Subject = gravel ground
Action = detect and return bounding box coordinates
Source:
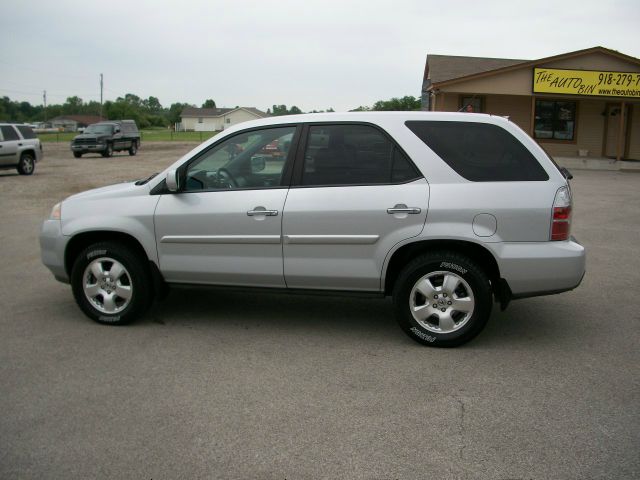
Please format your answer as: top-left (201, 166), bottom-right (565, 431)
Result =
top-left (0, 142), bottom-right (638, 479)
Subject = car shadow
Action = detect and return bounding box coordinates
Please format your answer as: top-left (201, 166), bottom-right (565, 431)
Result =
top-left (143, 286), bottom-right (580, 348)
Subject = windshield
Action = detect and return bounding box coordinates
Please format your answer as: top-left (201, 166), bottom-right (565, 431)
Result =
top-left (85, 124), bottom-right (113, 134)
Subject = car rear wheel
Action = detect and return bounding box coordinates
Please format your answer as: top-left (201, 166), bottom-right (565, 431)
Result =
top-left (17, 153), bottom-right (35, 175)
top-left (71, 242), bottom-right (153, 325)
top-left (128, 141), bottom-right (137, 156)
top-left (393, 251), bottom-right (492, 347)
top-left (73, 152), bottom-right (82, 158)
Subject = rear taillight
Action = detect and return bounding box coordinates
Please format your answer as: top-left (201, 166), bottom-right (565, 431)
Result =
top-left (551, 186), bottom-right (572, 241)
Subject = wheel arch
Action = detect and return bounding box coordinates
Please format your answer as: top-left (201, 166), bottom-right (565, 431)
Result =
top-left (65, 231), bottom-right (157, 280)
top-left (383, 239), bottom-right (510, 305)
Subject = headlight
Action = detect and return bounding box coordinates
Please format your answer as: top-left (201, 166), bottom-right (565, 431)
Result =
top-left (50, 202), bottom-right (62, 220)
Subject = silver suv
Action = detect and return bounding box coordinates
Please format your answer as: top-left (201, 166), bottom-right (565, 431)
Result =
top-left (40, 112), bottom-right (585, 347)
top-left (0, 124), bottom-right (43, 175)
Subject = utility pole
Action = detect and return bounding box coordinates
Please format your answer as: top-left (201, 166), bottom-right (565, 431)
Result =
top-left (43, 90), bottom-right (47, 122)
top-left (99, 73), bottom-right (104, 119)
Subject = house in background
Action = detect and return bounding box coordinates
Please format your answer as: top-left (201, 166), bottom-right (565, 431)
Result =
top-left (422, 46), bottom-right (640, 161)
top-left (179, 107), bottom-right (269, 132)
top-left (50, 115), bottom-right (103, 132)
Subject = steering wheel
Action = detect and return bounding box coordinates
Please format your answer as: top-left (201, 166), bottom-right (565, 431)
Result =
top-left (217, 168), bottom-right (238, 188)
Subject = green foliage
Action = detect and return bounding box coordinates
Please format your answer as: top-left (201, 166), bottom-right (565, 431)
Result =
top-left (271, 104), bottom-right (304, 116)
top-left (202, 99), bottom-right (216, 109)
top-left (371, 95), bottom-right (421, 111)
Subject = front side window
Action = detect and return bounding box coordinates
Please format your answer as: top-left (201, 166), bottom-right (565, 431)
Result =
top-left (300, 124), bottom-right (420, 186)
top-left (534, 100), bottom-right (576, 141)
top-left (0, 125), bottom-right (19, 141)
top-left (406, 120), bottom-right (549, 182)
top-left (184, 126), bottom-right (296, 192)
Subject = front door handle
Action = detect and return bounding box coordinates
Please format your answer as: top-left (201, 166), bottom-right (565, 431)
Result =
top-left (387, 204), bottom-right (421, 214)
top-left (247, 208), bottom-right (278, 216)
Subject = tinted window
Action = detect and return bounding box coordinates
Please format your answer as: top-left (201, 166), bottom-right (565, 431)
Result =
top-left (534, 100), bottom-right (576, 140)
top-left (406, 121), bottom-right (548, 182)
top-left (16, 125), bottom-right (36, 139)
top-left (301, 124), bottom-right (420, 186)
top-left (184, 126), bottom-right (296, 191)
top-left (0, 125), bottom-right (19, 141)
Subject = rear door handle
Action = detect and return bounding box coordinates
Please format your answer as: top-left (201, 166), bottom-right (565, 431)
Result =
top-left (387, 204), bottom-right (421, 214)
top-left (247, 208), bottom-right (278, 216)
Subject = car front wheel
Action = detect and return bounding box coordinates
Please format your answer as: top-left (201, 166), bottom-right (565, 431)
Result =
top-left (17, 153), bottom-right (35, 175)
top-left (393, 251), bottom-right (492, 347)
top-left (102, 143), bottom-right (113, 157)
top-left (71, 242), bottom-right (152, 325)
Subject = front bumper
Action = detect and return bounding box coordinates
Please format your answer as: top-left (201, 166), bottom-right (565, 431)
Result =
top-left (492, 237), bottom-right (586, 298)
top-left (40, 219), bottom-right (70, 283)
top-left (71, 144), bottom-right (105, 152)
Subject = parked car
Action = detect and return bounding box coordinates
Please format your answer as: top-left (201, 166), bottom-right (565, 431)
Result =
top-left (70, 120), bottom-right (140, 158)
top-left (0, 123), bottom-right (43, 175)
top-left (40, 112), bottom-right (585, 347)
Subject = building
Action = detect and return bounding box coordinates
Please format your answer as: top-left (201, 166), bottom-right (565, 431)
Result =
top-left (179, 107), bottom-right (269, 132)
top-left (422, 46), bottom-right (640, 161)
top-left (50, 115), bottom-right (103, 132)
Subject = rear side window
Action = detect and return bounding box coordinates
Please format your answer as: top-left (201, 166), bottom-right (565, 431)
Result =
top-left (16, 126), bottom-right (36, 139)
top-left (0, 125), bottom-right (19, 141)
top-left (405, 121), bottom-right (548, 181)
top-left (301, 124), bottom-right (421, 186)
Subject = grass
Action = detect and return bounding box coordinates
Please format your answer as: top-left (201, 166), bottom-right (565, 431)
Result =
top-left (38, 130), bottom-right (219, 143)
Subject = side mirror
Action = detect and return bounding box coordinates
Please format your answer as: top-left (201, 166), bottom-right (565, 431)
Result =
top-left (251, 155), bottom-right (266, 173)
top-left (166, 169), bottom-right (180, 192)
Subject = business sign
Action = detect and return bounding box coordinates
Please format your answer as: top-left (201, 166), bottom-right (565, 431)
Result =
top-left (533, 68), bottom-right (640, 98)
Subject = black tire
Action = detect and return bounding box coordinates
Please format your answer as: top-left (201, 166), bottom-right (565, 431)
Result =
top-left (70, 242), bottom-right (153, 325)
top-left (128, 141), bottom-right (137, 156)
top-left (102, 143), bottom-right (113, 158)
top-left (73, 152), bottom-right (82, 158)
top-left (392, 251), bottom-right (492, 347)
top-left (17, 153), bottom-right (35, 175)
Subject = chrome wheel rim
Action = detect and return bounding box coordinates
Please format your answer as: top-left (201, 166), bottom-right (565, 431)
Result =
top-left (409, 271), bottom-right (475, 334)
top-left (83, 257), bottom-right (132, 314)
top-left (23, 157), bottom-right (34, 173)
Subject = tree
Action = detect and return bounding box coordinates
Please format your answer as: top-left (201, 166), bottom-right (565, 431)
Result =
top-left (372, 95), bottom-right (421, 111)
top-left (62, 96), bottom-right (84, 115)
top-left (202, 99), bottom-right (216, 109)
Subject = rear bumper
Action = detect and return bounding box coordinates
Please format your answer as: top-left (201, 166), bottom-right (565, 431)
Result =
top-left (492, 237), bottom-right (586, 298)
top-left (40, 219), bottom-right (70, 283)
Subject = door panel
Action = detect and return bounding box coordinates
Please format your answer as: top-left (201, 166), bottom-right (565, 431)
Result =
top-left (282, 179), bottom-right (429, 291)
top-left (154, 189), bottom-right (288, 286)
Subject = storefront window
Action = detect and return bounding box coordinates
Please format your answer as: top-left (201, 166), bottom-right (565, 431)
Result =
top-left (534, 100), bottom-right (576, 141)
top-left (460, 96), bottom-right (483, 113)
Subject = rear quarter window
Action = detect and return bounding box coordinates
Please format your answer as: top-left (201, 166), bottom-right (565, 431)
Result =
top-left (16, 125), bottom-right (36, 139)
top-left (405, 121), bottom-right (548, 181)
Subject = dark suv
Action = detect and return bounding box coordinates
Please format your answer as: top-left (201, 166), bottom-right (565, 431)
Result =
top-left (70, 120), bottom-right (140, 158)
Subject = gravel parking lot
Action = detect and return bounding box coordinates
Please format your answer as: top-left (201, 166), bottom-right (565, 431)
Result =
top-left (1, 142), bottom-right (639, 479)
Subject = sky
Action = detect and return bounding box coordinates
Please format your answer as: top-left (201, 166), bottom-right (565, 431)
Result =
top-left (1, 0), bottom-right (639, 112)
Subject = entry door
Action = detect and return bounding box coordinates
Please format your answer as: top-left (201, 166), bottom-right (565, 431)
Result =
top-left (155, 189), bottom-right (288, 287)
top-left (605, 104), bottom-right (629, 158)
top-left (154, 125), bottom-right (298, 287)
top-left (282, 123), bottom-right (429, 292)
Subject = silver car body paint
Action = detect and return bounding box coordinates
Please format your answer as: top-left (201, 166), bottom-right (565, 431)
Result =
top-left (40, 112), bottom-right (585, 298)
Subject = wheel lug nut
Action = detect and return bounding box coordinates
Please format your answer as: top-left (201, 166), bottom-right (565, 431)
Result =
top-left (443, 293), bottom-right (447, 297)
top-left (441, 308), bottom-right (446, 312)
top-left (432, 304), bottom-right (437, 308)
top-left (434, 295), bottom-right (438, 299)
top-left (448, 301), bottom-right (452, 305)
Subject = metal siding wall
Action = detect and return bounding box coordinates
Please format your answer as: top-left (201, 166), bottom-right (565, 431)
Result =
top-left (484, 95), bottom-right (531, 132)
